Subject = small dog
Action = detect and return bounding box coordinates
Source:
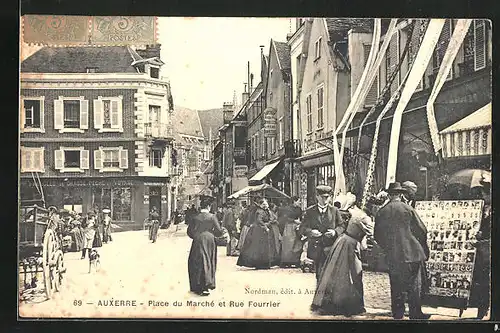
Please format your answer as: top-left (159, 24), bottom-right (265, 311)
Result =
top-left (88, 249), bottom-right (101, 273)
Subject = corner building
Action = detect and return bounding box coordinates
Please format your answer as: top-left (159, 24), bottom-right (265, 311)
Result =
top-left (20, 45), bottom-right (176, 230)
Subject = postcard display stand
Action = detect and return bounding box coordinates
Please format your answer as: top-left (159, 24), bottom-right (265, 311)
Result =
top-left (415, 200), bottom-right (484, 312)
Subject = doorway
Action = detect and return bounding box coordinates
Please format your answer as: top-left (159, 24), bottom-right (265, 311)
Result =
top-left (149, 186), bottom-right (162, 220)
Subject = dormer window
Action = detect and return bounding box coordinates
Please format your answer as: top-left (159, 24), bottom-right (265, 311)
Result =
top-left (150, 66), bottom-right (160, 79)
top-left (86, 67), bottom-right (98, 73)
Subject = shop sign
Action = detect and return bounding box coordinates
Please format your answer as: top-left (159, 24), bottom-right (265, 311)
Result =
top-left (263, 107), bottom-right (277, 138)
top-left (234, 166), bottom-right (248, 178)
top-left (144, 182), bottom-right (166, 186)
top-left (415, 200), bottom-right (484, 306)
top-left (143, 195), bottom-right (149, 205)
top-left (161, 195), bottom-right (167, 203)
top-left (234, 147), bottom-right (246, 158)
top-left (28, 179), bottom-right (137, 187)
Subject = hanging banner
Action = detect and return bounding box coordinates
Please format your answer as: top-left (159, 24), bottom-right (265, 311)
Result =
top-left (426, 19), bottom-right (472, 154)
top-left (415, 200), bottom-right (483, 308)
top-left (386, 19), bottom-right (445, 187)
top-left (263, 107), bottom-right (277, 138)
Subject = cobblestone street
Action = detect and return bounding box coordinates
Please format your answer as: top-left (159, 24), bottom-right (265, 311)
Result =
top-left (18, 225), bottom-right (481, 320)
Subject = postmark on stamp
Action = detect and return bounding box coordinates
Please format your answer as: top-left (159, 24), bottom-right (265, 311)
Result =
top-left (22, 15), bottom-right (90, 46)
top-left (21, 15), bottom-right (158, 46)
top-left (90, 16), bottom-right (158, 45)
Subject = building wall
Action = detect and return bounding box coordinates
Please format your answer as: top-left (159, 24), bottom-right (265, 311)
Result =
top-left (265, 44), bottom-right (292, 161)
top-left (288, 25), bottom-right (304, 141)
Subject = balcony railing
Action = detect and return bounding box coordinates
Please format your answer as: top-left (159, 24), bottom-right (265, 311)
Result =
top-left (144, 123), bottom-right (174, 140)
top-left (284, 139), bottom-right (302, 159)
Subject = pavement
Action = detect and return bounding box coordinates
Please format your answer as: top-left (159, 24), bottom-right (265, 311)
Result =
top-left (18, 224), bottom-right (484, 320)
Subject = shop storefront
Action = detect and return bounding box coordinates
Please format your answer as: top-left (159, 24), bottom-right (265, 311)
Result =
top-left (20, 177), bottom-right (171, 230)
top-left (295, 150), bottom-right (335, 207)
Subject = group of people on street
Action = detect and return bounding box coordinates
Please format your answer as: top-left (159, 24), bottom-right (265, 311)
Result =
top-left (184, 179), bottom-right (490, 319)
top-left (49, 206), bottom-right (113, 258)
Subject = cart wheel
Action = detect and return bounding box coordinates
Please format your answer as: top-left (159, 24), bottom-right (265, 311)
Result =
top-left (42, 229), bottom-right (57, 299)
top-left (52, 251), bottom-right (64, 292)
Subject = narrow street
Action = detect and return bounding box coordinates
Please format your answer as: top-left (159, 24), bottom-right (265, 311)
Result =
top-left (19, 225), bottom-right (478, 320)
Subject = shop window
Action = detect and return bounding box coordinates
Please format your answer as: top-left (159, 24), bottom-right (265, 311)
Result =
top-left (112, 187), bottom-right (132, 221)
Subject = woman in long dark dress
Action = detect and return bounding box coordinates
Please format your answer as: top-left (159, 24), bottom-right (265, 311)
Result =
top-left (280, 196), bottom-right (303, 268)
top-left (311, 194), bottom-right (374, 317)
top-left (187, 197), bottom-right (223, 296)
top-left (237, 198), bottom-right (280, 269)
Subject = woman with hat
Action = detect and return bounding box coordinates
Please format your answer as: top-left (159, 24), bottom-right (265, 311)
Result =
top-left (311, 193), bottom-right (374, 316)
top-left (102, 208), bottom-right (112, 243)
top-left (81, 212), bottom-right (97, 259)
top-left (237, 197), bottom-right (281, 269)
top-left (187, 196), bottom-right (224, 296)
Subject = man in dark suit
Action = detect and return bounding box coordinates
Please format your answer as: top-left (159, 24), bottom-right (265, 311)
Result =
top-left (299, 185), bottom-right (346, 282)
top-left (374, 182), bottom-right (430, 320)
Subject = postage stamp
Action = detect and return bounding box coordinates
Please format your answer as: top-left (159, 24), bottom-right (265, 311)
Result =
top-left (21, 15), bottom-right (158, 46)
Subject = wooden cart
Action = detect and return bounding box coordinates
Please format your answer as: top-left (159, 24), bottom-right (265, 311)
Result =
top-left (19, 202), bottom-right (66, 300)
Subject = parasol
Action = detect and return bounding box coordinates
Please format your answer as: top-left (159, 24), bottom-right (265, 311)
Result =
top-left (228, 183), bottom-right (290, 199)
top-left (448, 169), bottom-right (491, 189)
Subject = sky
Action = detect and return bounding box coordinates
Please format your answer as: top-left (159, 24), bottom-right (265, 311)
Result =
top-left (159, 17), bottom-right (292, 110)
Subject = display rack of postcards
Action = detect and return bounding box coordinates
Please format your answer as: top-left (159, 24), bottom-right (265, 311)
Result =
top-left (415, 200), bottom-right (484, 310)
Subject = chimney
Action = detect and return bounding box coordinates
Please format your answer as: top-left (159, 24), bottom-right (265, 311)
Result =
top-left (242, 83), bottom-right (249, 104)
top-left (250, 73), bottom-right (254, 93)
top-left (223, 102), bottom-right (234, 124)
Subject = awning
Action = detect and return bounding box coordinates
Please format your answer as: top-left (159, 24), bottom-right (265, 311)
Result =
top-left (439, 103), bottom-right (492, 158)
top-left (248, 159), bottom-right (281, 182)
top-left (227, 183), bottom-right (290, 199)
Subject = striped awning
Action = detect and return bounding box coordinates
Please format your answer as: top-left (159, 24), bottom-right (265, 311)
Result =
top-left (439, 103), bottom-right (491, 158)
top-left (248, 159), bottom-right (281, 182)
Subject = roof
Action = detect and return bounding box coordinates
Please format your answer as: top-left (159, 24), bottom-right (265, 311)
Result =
top-left (172, 105), bottom-right (204, 138)
top-left (272, 40), bottom-right (291, 70)
top-left (233, 81), bottom-right (263, 120)
top-left (197, 108), bottom-right (225, 139)
top-left (21, 46), bottom-right (141, 73)
top-left (440, 103), bottom-right (491, 134)
top-left (325, 18), bottom-right (374, 42)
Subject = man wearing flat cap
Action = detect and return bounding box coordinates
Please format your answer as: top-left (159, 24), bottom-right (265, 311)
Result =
top-left (374, 182), bottom-right (430, 320)
top-left (299, 184), bottom-right (346, 282)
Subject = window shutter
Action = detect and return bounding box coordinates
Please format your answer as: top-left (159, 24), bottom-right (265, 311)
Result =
top-left (94, 149), bottom-right (103, 169)
top-left (409, 24), bottom-right (424, 91)
top-left (80, 149), bottom-right (89, 169)
top-left (364, 44), bottom-right (378, 107)
top-left (119, 148), bottom-right (128, 169)
top-left (389, 31), bottom-right (400, 94)
top-left (54, 149), bottom-right (64, 170)
top-left (111, 99), bottom-right (120, 128)
top-left (40, 99), bottom-right (45, 130)
top-left (439, 20), bottom-right (453, 81)
top-left (20, 148), bottom-right (27, 172)
top-left (117, 97), bottom-right (123, 129)
top-left (93, 99), bottom-right (103, 129)
top-left (33, 150), bottom-right (41, 171)
top-left (80, 99), bottom-right (89, 129)
top-left (474, 20), bottom-right (486, 71)
top-left (54, 99), bottom-right (64, 129)
top-left (20, 99), bottom-right (25, 130)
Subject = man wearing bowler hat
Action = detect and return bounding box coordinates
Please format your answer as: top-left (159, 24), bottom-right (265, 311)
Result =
top-left (374, 182), bottom-right (430, 320)
top-left (299, 185), bottom-right (346, 282)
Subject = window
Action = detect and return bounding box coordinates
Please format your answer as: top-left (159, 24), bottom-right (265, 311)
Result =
top-left (278, 117), bottom-right (284, 148)
top-left (20, 147), bottom-right (44, 173)
top-left (433, 19), bottom-right (453, 80)
top-left (149, 105), bottom-right (161, 123)
top-left (150, 148), bottom-right (163, 168)
top-left (306, 94), bottom-right (312, 132)
top-left (315, 37), bottom-right (322, 60)
top-left (54, 147), bottom-right (89, 172)
top-left (386, 31), bottom-right (400, 93)
top-left (21, 97), bottom-right (44, 132)
top-left (408, 24), bottom-right (424, 91)
top-left (93, 96), bottom-right (123, 132)
top-left (150, 67), bottom-right (160, 79)
top-left (94, 147), bottom-right (128, 172)
top-left (64, 150), bottom-right (80, 168)
top-left (317, 86), bottom-right (324, 128)
top-left (54, 96), bottom-right (88, 133)
top-left (63, 101), bottom-right (80, 128)
top-left (261, 130), bottom-right (265, 157)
